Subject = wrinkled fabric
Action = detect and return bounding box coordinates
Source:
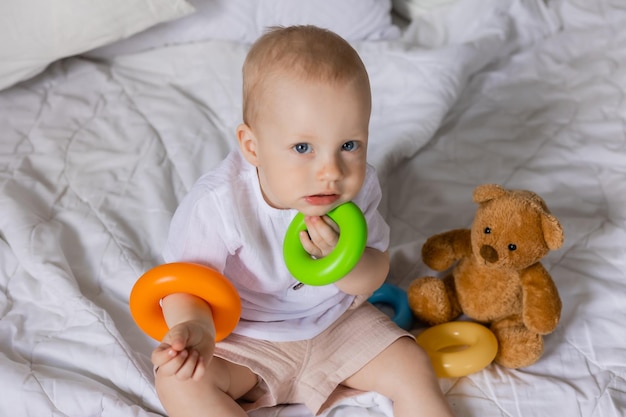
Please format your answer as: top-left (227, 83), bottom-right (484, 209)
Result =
top-left (0, 0), bottom-right (624, 416)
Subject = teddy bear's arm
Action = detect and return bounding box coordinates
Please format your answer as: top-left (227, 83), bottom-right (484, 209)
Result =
top-left (520, 263), bottom-right (562, 334)
top-left (421, 229), bottom-right (472, 271)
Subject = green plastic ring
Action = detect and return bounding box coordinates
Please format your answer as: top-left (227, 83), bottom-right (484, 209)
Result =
top-left (283, 202), bottom-right (368, 286)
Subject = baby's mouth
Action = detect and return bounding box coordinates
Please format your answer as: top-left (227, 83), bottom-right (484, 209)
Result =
top-left (305, 194), bottom-right (340, 206)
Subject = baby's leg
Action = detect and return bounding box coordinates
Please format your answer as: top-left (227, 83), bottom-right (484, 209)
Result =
top-left (155, 356), bottom-right (258, 417)
top-left (342, 337), bottom-right (454, 417)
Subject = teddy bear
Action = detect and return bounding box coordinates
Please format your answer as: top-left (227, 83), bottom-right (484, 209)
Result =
top-left (408, 184), bottom-right (564, 369)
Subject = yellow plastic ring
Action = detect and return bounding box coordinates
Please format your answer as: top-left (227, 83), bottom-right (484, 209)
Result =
top-left (416, 322), bottom-right (498, 378)
top-left (129, 262), bottom-right (241, 342)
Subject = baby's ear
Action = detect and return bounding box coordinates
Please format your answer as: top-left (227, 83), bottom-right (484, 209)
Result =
top-left (237, 123), bottom-right (259, 166)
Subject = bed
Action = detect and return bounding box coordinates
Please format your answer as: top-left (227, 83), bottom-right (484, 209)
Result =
top-left (1, 0), bottom-right (624, 416)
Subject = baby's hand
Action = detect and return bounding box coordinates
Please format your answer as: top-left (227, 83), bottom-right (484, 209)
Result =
top-left (300, 215), bottom-right (340, 258)
top-left (151, 320), bottom-right (215, 381)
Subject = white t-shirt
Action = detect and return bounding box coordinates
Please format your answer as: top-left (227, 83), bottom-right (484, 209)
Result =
top-left (162, 150), bottom-right (390, 341)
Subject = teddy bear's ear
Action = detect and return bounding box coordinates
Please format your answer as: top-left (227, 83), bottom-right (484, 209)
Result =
top-left (473, 184), bottom-right (507, 203)
top-left (541, 212), bottom-right (564, 250)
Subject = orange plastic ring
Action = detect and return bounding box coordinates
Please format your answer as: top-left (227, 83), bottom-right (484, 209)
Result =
top-left (416, 322), bottom-right (498, 378)
top-left (129, 262), bottom-right (241, 342)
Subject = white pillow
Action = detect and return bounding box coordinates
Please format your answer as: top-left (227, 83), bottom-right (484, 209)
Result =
top-left (86, 0), bottom-right (401, 60)
top-left (0, 0), bottom-right (194, 91)
top-left (392, 0), bottom-right (458, 20)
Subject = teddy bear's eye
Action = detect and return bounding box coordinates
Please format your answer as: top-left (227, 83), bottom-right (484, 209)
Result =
top-left (508, 244), bottom-right (517, 251)
top-left (484, 227), bottom-right (491, 234)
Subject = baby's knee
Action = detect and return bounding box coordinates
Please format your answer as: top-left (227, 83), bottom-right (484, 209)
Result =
top-left (379, 338), bottom-right (437, 388)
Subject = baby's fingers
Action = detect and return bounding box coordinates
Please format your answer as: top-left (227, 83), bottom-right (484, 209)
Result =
top-left (160, 324), bottom-right (190, 352)
top-left (175, 350), bottom-right (206, 381)
top-left (152, 343), bottom-right (175, 367)
top-left (153, 347), bottom-right (189, 377)
top-left (309, 216), bottom-right (339, 244)
top-left (299, 230), bottom-right (322, 258)
top-left (303, 216), bottom-right (338, 256)
top-left (320, 215), bottom-right (340, 233)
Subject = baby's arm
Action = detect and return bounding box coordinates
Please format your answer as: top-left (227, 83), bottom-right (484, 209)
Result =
top-left (300, 215), bottom-right (389, 295)
top-left (151, 292), bottom-right (216, 381)
top-left (336, 247), bottom-right (388, 295)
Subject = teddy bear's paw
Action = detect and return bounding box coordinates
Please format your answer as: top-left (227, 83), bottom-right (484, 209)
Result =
top-left (407, 277), bottom-right (457, 325)
top-left (422, 239), bottom-right (455, 271)
top-left (492, 324), bottom-right (544, 369)
top-left (524, 313), bottom-right (560, 336)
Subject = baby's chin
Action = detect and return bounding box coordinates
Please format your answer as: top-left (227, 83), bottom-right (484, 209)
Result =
top-left (297, 202), bottom-right (348, 217)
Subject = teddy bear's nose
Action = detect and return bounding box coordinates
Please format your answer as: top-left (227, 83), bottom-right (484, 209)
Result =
top-left (480, 245), bottom-right (499, 263)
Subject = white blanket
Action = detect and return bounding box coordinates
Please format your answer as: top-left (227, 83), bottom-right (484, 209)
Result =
top-left (1, 0), bottom-right (624, 416)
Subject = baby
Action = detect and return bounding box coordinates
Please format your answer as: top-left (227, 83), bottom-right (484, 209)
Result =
top-left (151, 25), bottom-right (454, 417)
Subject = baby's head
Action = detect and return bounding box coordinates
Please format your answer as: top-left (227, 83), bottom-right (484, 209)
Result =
top-left (241, 25), bottom-right (371, 127)
top-left (237, 26), bottom-right (372, 216)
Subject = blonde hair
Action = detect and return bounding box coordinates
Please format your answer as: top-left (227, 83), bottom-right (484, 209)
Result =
top-left (242, 25), bottom-right (371, 126)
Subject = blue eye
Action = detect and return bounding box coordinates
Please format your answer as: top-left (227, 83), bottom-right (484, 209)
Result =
top-left (294, 143), bottom-right (311, 154)
top-left (342, 141), bottom-right (358, 152)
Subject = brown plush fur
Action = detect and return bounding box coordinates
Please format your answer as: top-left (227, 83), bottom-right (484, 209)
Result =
top-left (408, 184), bottom-right (563, 369)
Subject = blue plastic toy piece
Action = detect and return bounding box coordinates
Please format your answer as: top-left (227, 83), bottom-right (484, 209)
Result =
top-left (368, 282), bottom-right (413, 331)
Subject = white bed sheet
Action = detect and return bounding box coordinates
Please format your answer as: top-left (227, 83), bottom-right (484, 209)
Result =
top-left (1, 0), bottom-right (624, 416)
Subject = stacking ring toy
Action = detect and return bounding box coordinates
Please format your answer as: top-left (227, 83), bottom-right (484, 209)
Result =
top-left (283, 202), bottom-right (367, 286)
top-left (368, 283), bottom-right (413, 330)
top-left (129, 262), bottom-right (241, 342)
top-left (416, 321), bottom-right (498, 378)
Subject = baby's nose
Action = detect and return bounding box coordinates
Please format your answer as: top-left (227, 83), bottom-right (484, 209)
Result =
top-left (317, 156), bottom-right (343, 181)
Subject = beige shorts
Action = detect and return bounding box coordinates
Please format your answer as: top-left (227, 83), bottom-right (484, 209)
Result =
top-left (214, 301), bottom-right (412, 415)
